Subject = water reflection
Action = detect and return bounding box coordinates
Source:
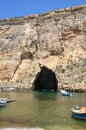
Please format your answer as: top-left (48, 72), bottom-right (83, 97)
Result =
top-left (0, 91), bottom-right (86, 130)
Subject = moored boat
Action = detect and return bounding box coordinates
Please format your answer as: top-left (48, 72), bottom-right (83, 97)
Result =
top-left (60, 90), bottom-right (72, 96)
top-left (0, 100), bottom-right (7, 107)
top-left (71, 106), bottom-right (86, 120)
top-left (5, 87), bottom-right (16, 91)
top-left (0, 98), bottom-right (16, 103)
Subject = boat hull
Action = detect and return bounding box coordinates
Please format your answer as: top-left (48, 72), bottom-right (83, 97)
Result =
top-left (62, 93), bottom-right (72, 96)
top-left (72, 112), bottom-right (86, 120)
top-left (60, 90), bottom-right (72, 96)
top-left (0, 101), bottom-right (7, 107)
top-left (71, 108), bottom-right (86, 120)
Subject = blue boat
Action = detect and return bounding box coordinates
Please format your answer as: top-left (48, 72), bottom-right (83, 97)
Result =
top-left (71, 106), bottom-right (86, 120)
top-left (60, 90), bottom-right (72, 96)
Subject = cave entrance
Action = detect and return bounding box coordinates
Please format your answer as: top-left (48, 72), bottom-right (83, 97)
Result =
top-left (33, 66), bottom-right (58, 91)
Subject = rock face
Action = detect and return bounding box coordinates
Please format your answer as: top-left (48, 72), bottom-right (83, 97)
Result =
top-left (33, 66), bottom-right (58, 91)
top-left (0, 5), bottom-right (86, 90)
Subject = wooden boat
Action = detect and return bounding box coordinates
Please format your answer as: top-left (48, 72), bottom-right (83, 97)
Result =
top-left (0, 100), bottom-right (7, 107)
top-left (60, 90), bottom-right (72, 96)
top-left (71, 106), bottom-right (86, 120)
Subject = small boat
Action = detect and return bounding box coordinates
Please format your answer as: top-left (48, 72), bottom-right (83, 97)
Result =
top-left (0, 98), bottom-right (16, 103)
top-left (5, 87), bottom-right (16, 91)
top-left (60, 89), bottom-right (72, 96)
top-left (0, 98), bottom-right (10, 103)
top-left (0, 100), bottom-right (7, 107)
top-left (71, 106), bottom-right (86, 120)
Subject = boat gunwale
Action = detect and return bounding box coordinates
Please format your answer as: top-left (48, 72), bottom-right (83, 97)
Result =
top-left (71, 107), bottom-right (86, 114)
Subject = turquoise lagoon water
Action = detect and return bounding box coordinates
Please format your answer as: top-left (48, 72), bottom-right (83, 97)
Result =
top-left (0, 90), bottom-right (86, 130)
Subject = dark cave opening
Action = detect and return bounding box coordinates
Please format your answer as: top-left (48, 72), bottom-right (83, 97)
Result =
top-left (33, 66), bottom-right (58, 91)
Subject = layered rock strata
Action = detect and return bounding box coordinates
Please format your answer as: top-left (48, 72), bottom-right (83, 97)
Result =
top-left (0, 5), bottom-right (86, 90)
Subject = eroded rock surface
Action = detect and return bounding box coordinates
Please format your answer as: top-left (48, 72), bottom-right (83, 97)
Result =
top-left (0, 5), bottom-right (86, 90)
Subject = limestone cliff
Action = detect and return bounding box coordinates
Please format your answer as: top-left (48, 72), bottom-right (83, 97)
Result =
top-left (0, 5), bottom-right (86, 90)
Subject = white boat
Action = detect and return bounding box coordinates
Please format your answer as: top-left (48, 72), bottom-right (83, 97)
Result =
top-left (5, 87), bottom-right (16, 91)
top-left (0, 98), bottom-right (10, 103)
top-left (60, 90), bottom-right (72, 96)
top-left (0, 100), bottom-right (7, 107)
top-left (0, 98), bottom-right (16, 103)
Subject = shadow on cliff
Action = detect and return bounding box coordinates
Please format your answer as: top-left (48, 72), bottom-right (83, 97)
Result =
top-left (32, 66), bottom-right (58, 92)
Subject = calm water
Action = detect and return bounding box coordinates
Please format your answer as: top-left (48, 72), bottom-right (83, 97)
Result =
top-left (0, 90), bottom-right (86, 130)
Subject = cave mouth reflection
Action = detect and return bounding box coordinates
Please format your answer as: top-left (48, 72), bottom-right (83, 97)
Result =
top-left (33, 66), bottom-right (58, 92)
